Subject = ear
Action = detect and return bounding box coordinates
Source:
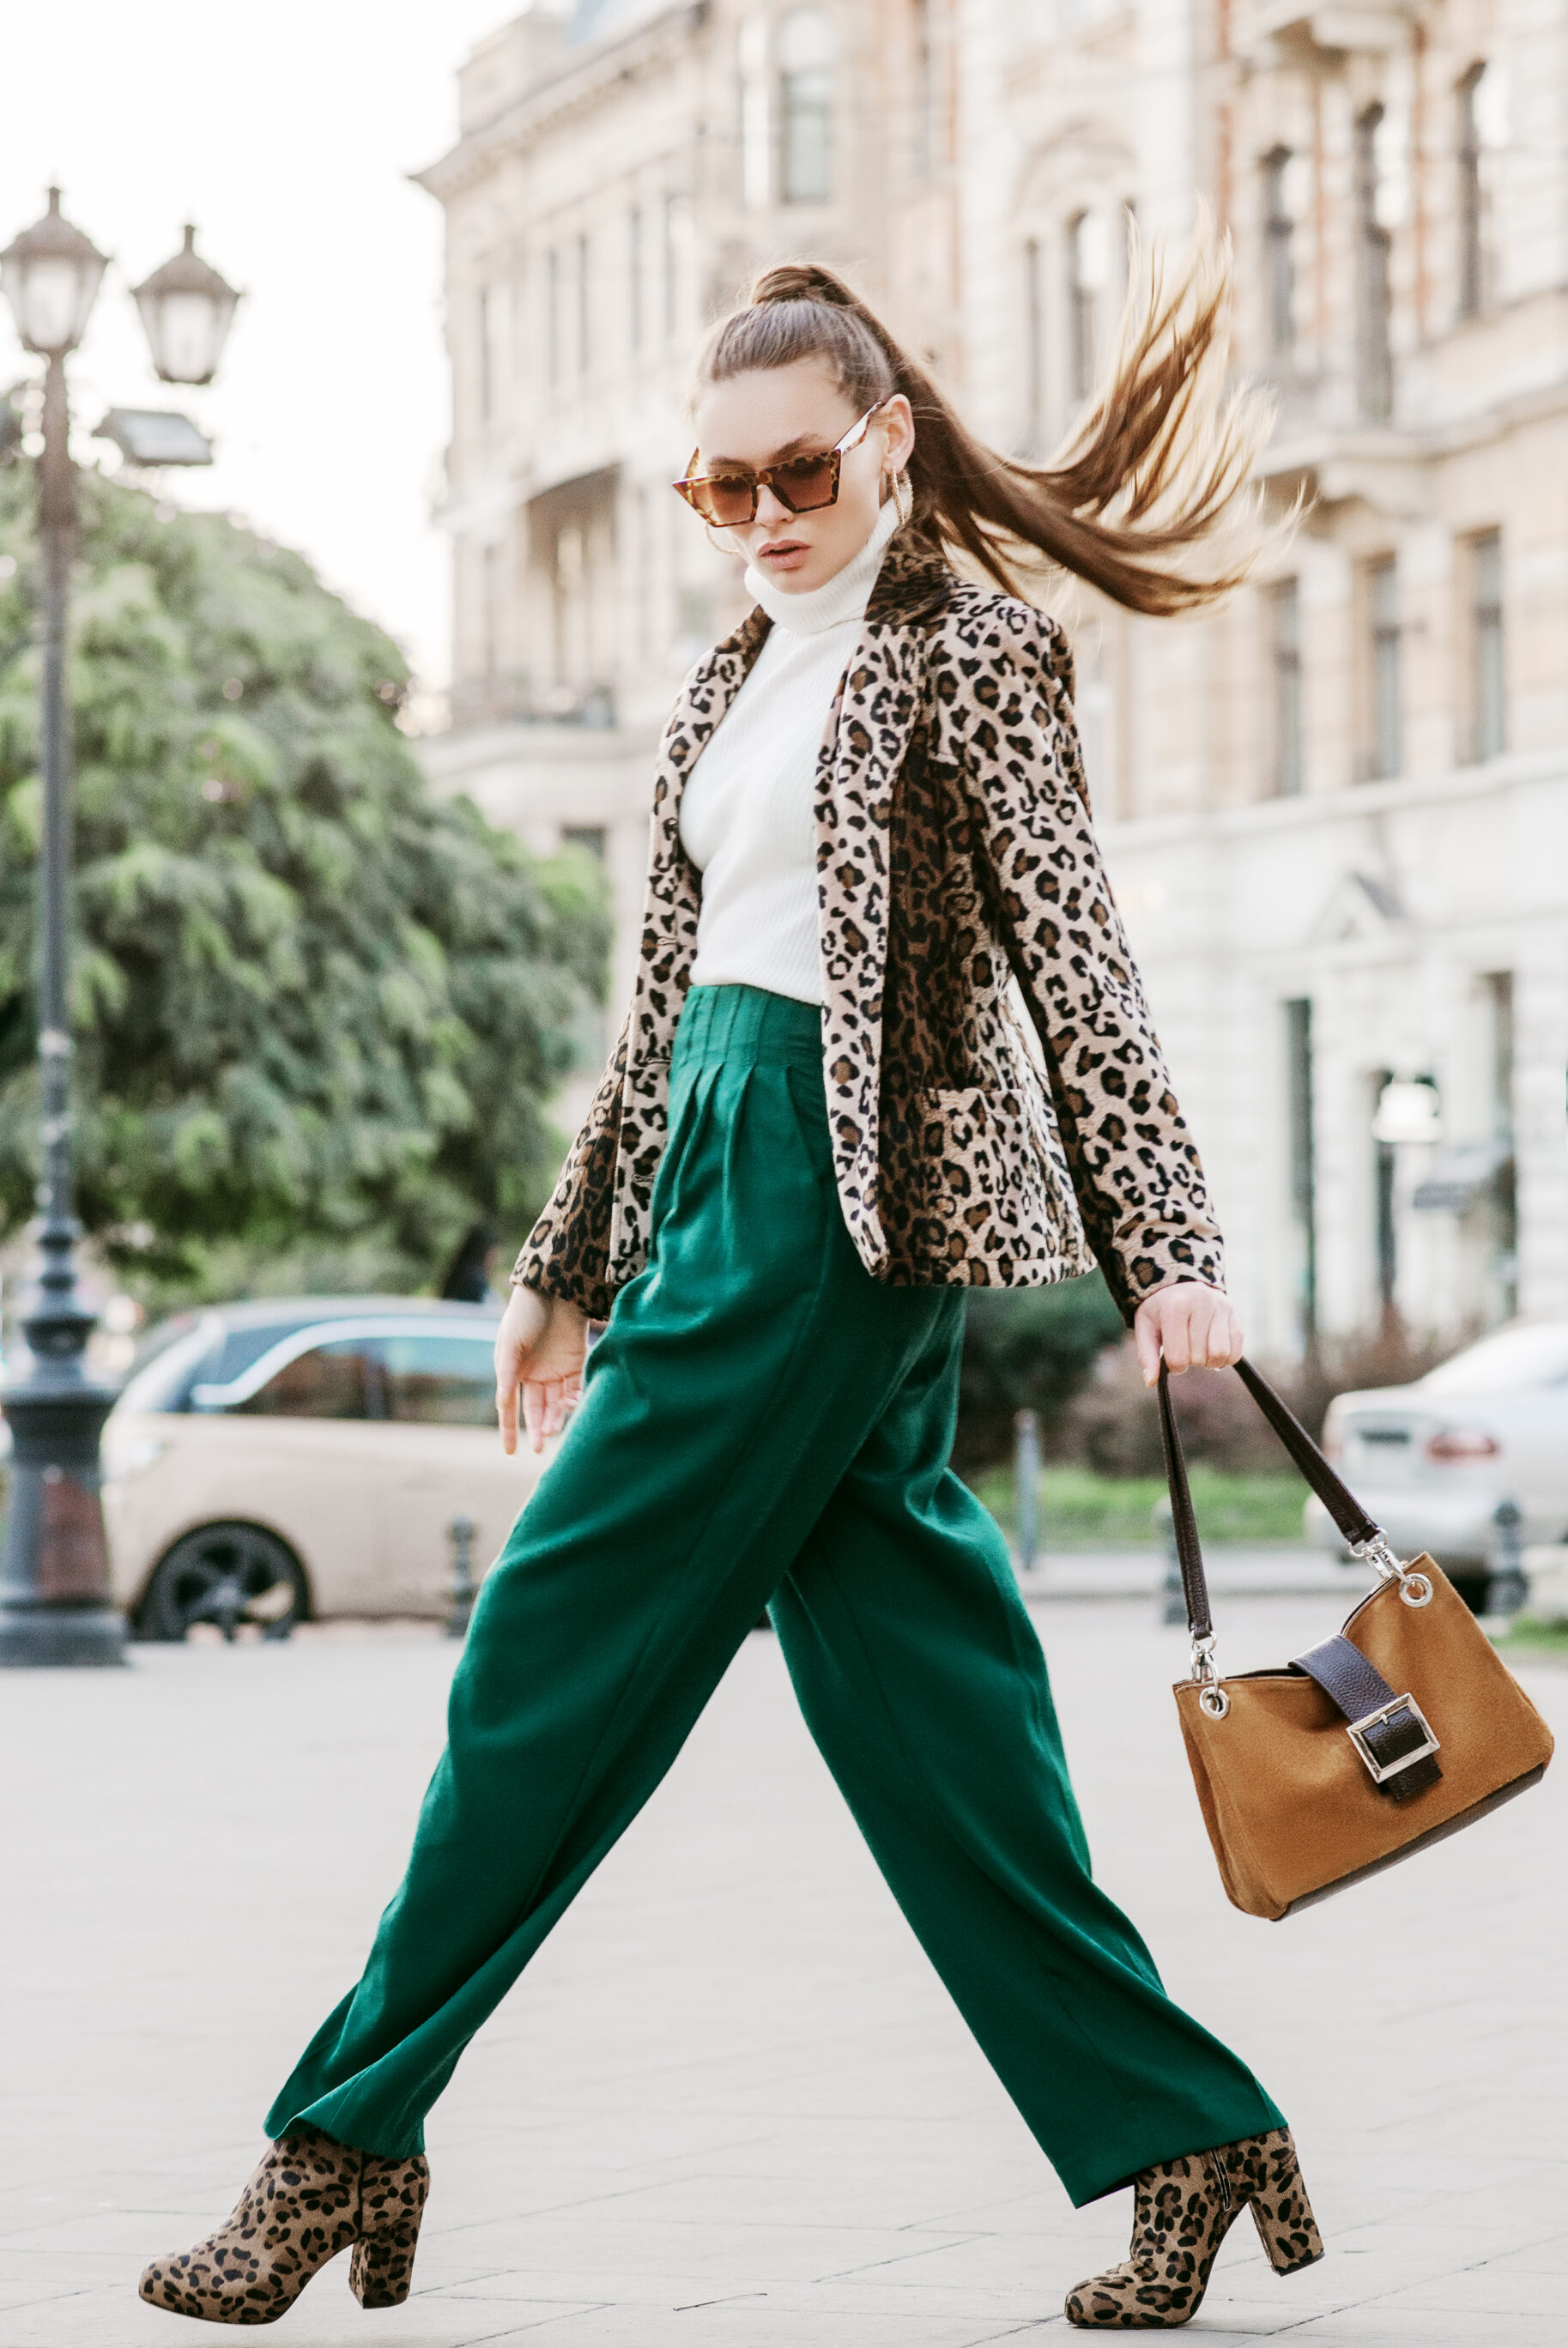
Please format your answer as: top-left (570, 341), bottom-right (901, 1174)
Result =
top-left (881, 393), bottom-right (917, 475)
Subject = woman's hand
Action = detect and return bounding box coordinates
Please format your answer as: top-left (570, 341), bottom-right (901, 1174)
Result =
top-left (494, 1284), bottom-right (590, 1455)
top-left (1132, 1280), bottom-right (1244, 1385)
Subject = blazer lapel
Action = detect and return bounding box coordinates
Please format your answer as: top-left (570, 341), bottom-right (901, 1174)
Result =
top-left (816, 574), bottom-right (934, 1275)
top-left (608, 610), bottom-right (769, 1273)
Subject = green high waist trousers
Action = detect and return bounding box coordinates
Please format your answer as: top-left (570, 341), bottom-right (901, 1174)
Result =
top-left (267, 984), bottom-right (1283, 2206)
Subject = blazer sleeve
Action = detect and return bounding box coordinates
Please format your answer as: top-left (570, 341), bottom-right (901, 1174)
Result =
top-left (509, 1013), bottom-right (629, 1321)
top-left (951, 603), bottom-right (1225, 1322)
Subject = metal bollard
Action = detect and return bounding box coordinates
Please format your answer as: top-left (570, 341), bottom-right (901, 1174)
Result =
top-left (1485, 1498), bottom-right (1529, 1617)
top-left (446, 1515), bottom-right (477, 1638)
top-left (1154, 1494), bottom-right (1186, 1625)
top-left (1014, 1408), bottom-right (1041, 1573)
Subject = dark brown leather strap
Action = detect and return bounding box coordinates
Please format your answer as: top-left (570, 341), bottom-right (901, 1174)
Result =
top-left (1157, 1354), bottom-right (1384, 1649)
top-left (1289, 1634), bottom-right (1444, 1802)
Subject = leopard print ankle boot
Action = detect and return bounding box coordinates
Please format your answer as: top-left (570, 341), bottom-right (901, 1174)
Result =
top-left (1065, 2125), bottom-right (1323, 2329)
top-left (137, 2125), bottom-right (430, 2325)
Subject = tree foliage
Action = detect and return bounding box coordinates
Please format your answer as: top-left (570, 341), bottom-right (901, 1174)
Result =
top-left (955, 1271), bottom-right (1126, 1471)
top-left (0, 463), bottom-right (608, 1291)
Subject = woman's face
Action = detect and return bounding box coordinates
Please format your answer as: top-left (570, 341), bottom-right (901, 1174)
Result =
top-left (688, 360), bottom-right (916, 595)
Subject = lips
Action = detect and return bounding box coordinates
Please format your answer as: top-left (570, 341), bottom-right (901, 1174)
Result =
top-left (757, 539), bottom-right (809, 567)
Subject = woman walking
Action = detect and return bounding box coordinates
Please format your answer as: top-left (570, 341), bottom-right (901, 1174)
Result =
top-left (142, 249), bottom-right (1322, 2332)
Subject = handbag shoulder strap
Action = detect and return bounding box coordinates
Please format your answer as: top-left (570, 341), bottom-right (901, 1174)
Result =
top-left (1156, 1355), bottom-right (1383, 1650)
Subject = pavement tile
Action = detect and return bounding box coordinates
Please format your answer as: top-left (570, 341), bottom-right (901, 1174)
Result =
top-left (3, 1603), bottom-right (1563, 2345)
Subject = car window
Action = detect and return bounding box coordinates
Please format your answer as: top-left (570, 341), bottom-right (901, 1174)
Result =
top-left (120, 1312), bottom-right (328, 1413)
top-left (370, 1333), bottom-right (496, 1428)
top-left (1420, 1323), bottom-right (1568, 1395)
top-left (235, 1339), bottom-right (380, 1420)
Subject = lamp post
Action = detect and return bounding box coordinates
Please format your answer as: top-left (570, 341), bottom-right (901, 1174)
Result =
top-left (0, 192), bottom-right (237, 1666)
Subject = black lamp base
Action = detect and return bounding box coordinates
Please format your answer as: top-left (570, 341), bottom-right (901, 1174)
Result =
top-left (0, 1602), bottom-right (127, 1667)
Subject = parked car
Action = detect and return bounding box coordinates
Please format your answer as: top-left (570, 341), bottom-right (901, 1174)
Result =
top-left (1306, 1320), bottom-right (1568, 1581)
top-left (101, 1297), bottom-right (544, 1639)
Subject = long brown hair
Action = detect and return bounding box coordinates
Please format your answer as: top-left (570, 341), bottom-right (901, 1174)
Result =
top-left (693, 229), bottom-right (1274, 618)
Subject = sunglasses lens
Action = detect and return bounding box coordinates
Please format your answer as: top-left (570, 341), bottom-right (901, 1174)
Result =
top-left (688, 475), bottom-right (755, 525)
top-left (772, 453), bottom-right (838, 514)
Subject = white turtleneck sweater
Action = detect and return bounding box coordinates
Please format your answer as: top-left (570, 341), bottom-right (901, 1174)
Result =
top-left (678, 498), bottom-right (902, 1007)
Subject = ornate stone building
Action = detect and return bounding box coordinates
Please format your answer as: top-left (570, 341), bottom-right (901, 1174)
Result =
top-left (420, 0), bottom-right (1568, 1353)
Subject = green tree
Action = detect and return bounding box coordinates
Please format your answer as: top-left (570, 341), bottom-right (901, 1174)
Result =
top-left (0, 463), bottom-right (608, 1296)
top-left (956, 1271), bottom-right (1125, 1472)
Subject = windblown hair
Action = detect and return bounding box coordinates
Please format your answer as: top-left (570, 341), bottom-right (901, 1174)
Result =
top-left (693, 228), bottom-right (1275, 618)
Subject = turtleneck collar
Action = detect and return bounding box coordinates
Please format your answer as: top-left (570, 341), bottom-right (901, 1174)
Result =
top-left (744, 495), bottom-right (904, 637)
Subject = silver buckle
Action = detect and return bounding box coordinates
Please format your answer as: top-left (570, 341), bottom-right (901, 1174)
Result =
top-left (1346, 1693), bottom-right (1440, 1784)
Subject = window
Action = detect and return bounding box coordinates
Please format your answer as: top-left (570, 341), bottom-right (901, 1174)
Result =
top-left (238, 1340), bottom-right (377, 1420)
top-left (1456, 65), bottom-right (1485, 318)
top-left (1285, 1000), bottom-right (1317, 1350)
top-left (1470, 528), bottom-right (1504, 760)
top-left (663, 194), bottom-right (692, 337)
top-left (1067, 210), bottom-right (1107, 402)
top-left (1365, 557), bottom-right (1400, 780)
top-left (628, 207), bottom-right (644, 351)
top-left (1484, 971), bottom-right (1518, 1317)
top-left (1268, 578), bottom-right (1303, 796)
top-left (1261, 147), bottom-right (1294, 360)
top-left (740, 16), bottom-right (771, 208)
top-left (1455, 63), bottom-right (1506, 320)
top-left (576, 232), bottom-right (591, 375)
top-left (1353, 105), bottom-right (1392, 421)
top-left (546, 247), bottom-right (560, 388)
top-left (1373, 1068), bottom-right (1398, 1328)
top-left (482, 542), bottom-right (502, 681)
top-left (1023, 238), bottom-right (1044, 451)
top-left (478, 284), bottom-right (508, 425)
top-left (371, 1334), bottom-right (497, 1429)
top-left (561, 824), bottom-right (606, 858)
top-left (779, 9), bottom-right (833, 203)
top-left (913, 0), bottom-right (939, 178)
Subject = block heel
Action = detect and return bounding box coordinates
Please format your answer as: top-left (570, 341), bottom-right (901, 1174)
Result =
top-left (349, 2151), bottom-right (430, 2309)
top-left (1246, 2133), bottom-right (1323, 2276)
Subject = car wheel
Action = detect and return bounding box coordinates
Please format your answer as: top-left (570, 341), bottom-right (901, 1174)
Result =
top-left (134, 1523), bottom-right (308, 1643)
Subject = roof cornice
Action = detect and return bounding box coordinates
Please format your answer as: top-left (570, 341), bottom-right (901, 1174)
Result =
top-left (414, 3), bottom-right (709, 203)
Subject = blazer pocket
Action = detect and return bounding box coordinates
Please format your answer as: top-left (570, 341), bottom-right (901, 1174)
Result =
top-left (914, 1086), bottom-right (1014, 1206)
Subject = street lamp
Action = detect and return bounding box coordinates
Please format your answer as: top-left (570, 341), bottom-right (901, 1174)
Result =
top-left (133, 225), bottom-right (239, 386)
top-left (0, 191), bottom-right (235, 1666)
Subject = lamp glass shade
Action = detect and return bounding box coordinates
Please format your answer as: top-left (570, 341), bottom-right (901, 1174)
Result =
top-left (0, 191), bottom-right (109, 356)
top-left (132, 227), bottom-right (239, 386)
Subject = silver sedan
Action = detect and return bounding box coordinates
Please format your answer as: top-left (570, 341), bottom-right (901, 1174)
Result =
top-left (1307, 1321), bottom-right (1568, 1571)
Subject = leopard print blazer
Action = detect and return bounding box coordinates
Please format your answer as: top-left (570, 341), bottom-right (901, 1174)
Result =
top-left (512, 531), bottom-right (1223, 1323)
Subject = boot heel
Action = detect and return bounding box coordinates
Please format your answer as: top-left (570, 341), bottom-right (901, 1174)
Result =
top-left (1247, 2134), bottom-right (1324, 2276)
top-left (349, 2153), bottom-right (430, 2310)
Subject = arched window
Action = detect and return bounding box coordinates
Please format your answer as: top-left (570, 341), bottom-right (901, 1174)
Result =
top-left (1261, 147), bottom-right (1294, 360)
top-left (1066, 208), bottom-right (1110, 402)
top-left (779, 9), bottom-right (834, 203)
top-left (1353, 106), bottom-right (1392, 421)
top-left (1456, 61), bottom-right (1507, 318)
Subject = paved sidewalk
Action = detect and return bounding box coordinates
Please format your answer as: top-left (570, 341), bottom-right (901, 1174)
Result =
top-left (1, 1593), bottom-right (1562, 2347)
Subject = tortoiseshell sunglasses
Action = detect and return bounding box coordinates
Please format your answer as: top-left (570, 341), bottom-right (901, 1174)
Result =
top-left (673, 403), bottom-right (885, 525)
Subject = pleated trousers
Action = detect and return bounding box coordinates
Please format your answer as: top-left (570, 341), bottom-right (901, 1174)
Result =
top-left (266, 983), bottom-right (1283, 2206)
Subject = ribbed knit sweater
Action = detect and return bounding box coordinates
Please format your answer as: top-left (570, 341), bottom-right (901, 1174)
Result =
top-left (678, 498), bottom-right (902, 1007)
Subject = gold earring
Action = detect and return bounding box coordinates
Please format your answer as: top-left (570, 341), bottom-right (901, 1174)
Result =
top-left (891, 469), bottom-right (913, 524)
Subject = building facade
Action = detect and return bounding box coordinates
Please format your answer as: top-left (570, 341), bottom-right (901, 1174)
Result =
top-left (420, 0), bottom-right (1568, 1355)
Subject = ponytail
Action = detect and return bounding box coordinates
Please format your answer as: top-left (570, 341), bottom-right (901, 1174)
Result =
top-left (693, 228), bottom-right (1274, 619)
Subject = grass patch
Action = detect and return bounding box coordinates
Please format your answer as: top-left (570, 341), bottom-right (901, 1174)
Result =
top-left (972, 1464), bottom-right (1309, 1547)
top-left (1492, 1617), bottom-right (1568, 1663)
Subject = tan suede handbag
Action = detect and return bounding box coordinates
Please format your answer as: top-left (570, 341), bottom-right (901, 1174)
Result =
top-left (1160, 1359), bottom-right (1554, 1921)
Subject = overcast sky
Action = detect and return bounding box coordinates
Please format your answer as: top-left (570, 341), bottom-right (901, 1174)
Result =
top-left (1, 0), bottom-right (520, 694)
